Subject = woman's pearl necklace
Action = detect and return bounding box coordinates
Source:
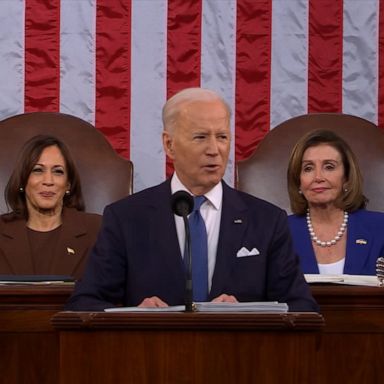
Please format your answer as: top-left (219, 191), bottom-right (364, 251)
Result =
top-left (306, 209), bottom-right (349, 247)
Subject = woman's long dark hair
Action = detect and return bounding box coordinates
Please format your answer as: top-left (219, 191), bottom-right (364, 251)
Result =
top-left (3, 134), bottom-right (85, 221)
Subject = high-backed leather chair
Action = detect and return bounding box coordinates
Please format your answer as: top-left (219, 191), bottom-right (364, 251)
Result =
top-left (237, 113), bottom-right (384, 214)
top-left (0, 112), bottom-right (133, 215)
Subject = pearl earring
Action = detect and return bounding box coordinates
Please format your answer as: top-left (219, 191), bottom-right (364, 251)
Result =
top-left (298, 189), bottom-right (303, 194)
top-left (19, 187), bottom-right (24, 193)
top-left (65, 190), bottom-right (70, 195)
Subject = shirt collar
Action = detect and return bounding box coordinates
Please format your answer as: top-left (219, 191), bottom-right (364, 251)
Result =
top-left (171, 173), bottom-right (222, 211)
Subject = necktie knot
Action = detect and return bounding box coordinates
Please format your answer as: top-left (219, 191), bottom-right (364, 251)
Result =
top-left (193, 195), bottom-right (206, 212)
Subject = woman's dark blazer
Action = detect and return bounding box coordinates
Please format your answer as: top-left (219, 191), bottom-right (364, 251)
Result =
top-left (0, 208), bottom-right (101, 279)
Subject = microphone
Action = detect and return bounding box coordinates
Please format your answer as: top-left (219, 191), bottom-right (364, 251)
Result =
top-left (171, 191), bottom-right (194, 312)
top-left (171, 190), bottom-right (194, 217)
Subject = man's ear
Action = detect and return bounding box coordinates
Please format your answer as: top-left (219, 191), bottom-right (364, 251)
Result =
top-left (162, 131), bottom-right (175, 159)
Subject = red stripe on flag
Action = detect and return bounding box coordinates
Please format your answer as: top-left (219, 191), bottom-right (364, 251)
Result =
top-left (308, 0), bottom-right (343, 112)
top-left (95, 0), bottom-right (131, 159)
top-left (379, 1), bottom-right (384, 130)
top-left (166, 0), bottom-right (202, 177)
top-left (24, 0), bottom-right (60, 112)
top-left (235, 0), bottom-right (272, 162)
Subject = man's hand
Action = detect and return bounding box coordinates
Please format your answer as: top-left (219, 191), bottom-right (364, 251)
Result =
top-left (211, 294), bottom-right (238, 303)
top-left (138, 296), bottom-right (169, 307)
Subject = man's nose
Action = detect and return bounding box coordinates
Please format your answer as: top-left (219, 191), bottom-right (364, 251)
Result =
top-left (206, 136), bottom-right (219, 155)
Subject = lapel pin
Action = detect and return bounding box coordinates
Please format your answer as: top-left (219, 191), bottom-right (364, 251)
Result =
top-left (67, 247), bottom-right (75, 255)
top-left (234, 219), bottom-right (242, 224)
top-left (355, 239), bottom-right (367, 245)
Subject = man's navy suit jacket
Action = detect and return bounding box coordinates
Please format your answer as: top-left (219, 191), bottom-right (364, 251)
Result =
top-left (67, 180), bottom-right (318, 312)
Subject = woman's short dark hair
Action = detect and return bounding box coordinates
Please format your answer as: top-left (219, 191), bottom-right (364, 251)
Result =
top-left (4, 134), bottom-right (85, 220)
top-left (287, 129), bottom-right (367, 215)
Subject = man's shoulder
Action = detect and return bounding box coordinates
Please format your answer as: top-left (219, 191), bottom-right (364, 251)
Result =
top-left (225, 184), bottom-right (286, 215)
top-left (105, 180), bottom-right (170, 212)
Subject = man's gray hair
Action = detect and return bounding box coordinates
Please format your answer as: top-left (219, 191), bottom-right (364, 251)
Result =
top-left (162, 88), bottom-right (231, 133)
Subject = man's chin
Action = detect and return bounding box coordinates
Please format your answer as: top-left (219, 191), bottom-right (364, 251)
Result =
top-left (202, 175), bottom-right (222, 189)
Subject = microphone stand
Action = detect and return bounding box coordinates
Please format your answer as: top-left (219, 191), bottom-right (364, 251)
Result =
top-left (182, 215), bottom-right (193, 312)
top-left (170, 190), bottom-right (194, 312)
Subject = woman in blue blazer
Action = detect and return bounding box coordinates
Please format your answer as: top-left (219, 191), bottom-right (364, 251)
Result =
top-left (287, 129), bottom-right (384, 275)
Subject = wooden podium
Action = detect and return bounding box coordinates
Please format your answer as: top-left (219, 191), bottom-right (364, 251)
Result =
top-left (1, 284), bottom-right (383, 384)
top-left (52, 311), bottom-right (324, 384)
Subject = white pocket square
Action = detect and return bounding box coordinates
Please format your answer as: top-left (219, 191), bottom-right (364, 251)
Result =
top-left (236, 247), bottom-right (260, 257)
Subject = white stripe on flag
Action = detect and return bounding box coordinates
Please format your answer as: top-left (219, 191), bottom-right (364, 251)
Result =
top-left (343, 0), bottom-right (379, 124)
top-left (60, 0), bottom-right (96, 125)
top-left (130, 0), bottom-right (167, 192)
top-left (0, 0), bottom-right (24, 120)
top-left (201, 0), bottom-right (237, 186)
top-left (270, 0), bottom-right (308, 129)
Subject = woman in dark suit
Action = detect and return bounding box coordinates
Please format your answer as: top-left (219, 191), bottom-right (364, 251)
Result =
top-left (0, 134), bottom-right (101, 279)
top-left (287, 129), bottom-right (384, 275)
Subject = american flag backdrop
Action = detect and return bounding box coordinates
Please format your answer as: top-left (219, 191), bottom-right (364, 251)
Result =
top-left (0, 0), bottom-right (383, 192)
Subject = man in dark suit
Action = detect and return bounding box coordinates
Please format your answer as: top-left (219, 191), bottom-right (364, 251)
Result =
top-left (66, 88), bottom-right (318, 312)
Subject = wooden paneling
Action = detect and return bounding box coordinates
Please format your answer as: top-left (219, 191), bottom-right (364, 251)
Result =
top-left (0, 284), bottom-right (383, 384)
top-left (0, 285), bottom-right (71, 384)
